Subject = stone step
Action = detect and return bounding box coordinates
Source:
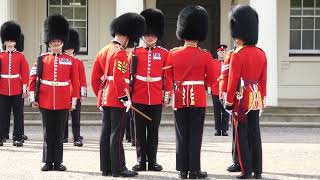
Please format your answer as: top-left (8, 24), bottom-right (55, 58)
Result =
top-left (21, 119), bottom-right (320, 128)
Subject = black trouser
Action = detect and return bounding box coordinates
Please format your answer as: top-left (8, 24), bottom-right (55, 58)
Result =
top-left (212, 95), bottom-right (229, 131)
top-left (0, 94), bottom-right (24, 141)
top-left (133, 103), bottom-right (162, 164)
top-left (236, 110), bottom-right (262, 175)
top-left (174, 107), bottom-right (205, 172)
top-left (231, 115), bottom-right (239, 165)
top-left (40, 108), bottom-right (68, 164)
top-left (125, 111), bottom-right (131, 141)
top-left (64, 99), bottom-right (81, 141)
top-left (100, 107), bottom-right (126, 174)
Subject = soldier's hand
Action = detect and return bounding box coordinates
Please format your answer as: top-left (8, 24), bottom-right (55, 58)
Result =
top-left (31, 102), bottom-right (39, 107)
top-left (99, 106), bottom-right (104, 112)
top-left (225, 104), bottom-right (233, 115)
top-left (71, 98), bottom-right (77, 110)
top-left (163, 91), bottom-right (171, 106)
top-left (122, 100), bottom-right (132, 112)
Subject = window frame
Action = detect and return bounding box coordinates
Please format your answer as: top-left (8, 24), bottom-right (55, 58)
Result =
top-left (47, 0), bottom-right (88, 55)
top-left (289, 0), bottom-right (320, 55)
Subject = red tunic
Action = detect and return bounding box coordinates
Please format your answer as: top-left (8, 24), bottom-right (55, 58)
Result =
top-left (91, 42), bottom-right (129, 108)
top-left (210, 59), bottom-right (222, 96)
top-left (0, 50), bottom-right (29, 96)
top-left (130, 46), bottom-right (169, 105)
top-left (218, 50), bottom-right (233, 98)
top-left (226, 46), bottom-right (267, 112)
top-left (28, 53), bottom-right (79, 110)
top-left (165, 45), bottom-right (216, 109)
top-left (71, 58), bottom-right (87, 99)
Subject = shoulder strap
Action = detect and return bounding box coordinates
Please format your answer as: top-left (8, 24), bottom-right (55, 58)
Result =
top-left (36, 55), bottom-right (43, 78)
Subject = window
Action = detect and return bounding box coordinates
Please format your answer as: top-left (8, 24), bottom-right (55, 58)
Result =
top-left (290, 0), bottom-right (320, 54)
top-left (48, 0), bottom-right (88, 54)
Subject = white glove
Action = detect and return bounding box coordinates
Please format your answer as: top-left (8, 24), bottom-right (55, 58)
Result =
top-left (28, 91), bottom-right (38, 107)
top-left (71, 98), bottom-right (77, 110)
top-left (164, 91), bottom-right (171, 105)
top-left (22, 84), bottom-right (28, 98)
top-left (259, 109), bottom-right (264, 117)
top-left (99, 106), bottom-right (104, 112)
top-left (122, 100), bottom-right (132, 112)
top-left (81, 87), bottom-right (87, 97)
top-left (225, 109), bottom-right (232, 115)
top-left (207, 87), bottom-right (212, 95)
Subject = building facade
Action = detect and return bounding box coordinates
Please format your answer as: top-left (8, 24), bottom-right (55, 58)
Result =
top-left (0, 0), bottom-right (319, 106)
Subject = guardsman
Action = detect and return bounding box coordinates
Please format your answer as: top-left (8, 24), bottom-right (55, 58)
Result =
top-left (91, 13), bottom-right (145, 177)
top-left (28, 15), bottom-right (79, 171)
top-left (130, 8), bottom-right (168, 172)
top-left (209, 44), bottom-right (229, 136)
top-left (63, 28), bottom-right (87, 147)
top-left (218, 45), bottom-right (241, 173)
top-left (165, 6), bottom-right (216, 179)
top-left (225, 5), bottom-right (267, 179)
top-left (0, 22), bottom-right (29, 147)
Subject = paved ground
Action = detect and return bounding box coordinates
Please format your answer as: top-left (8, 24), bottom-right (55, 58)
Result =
top-left (0, 126), bottom-right (320, 180)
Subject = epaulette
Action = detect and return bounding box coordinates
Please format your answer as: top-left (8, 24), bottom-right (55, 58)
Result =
top-left (170, 46), bottom-right (182, 51)
top-left (233, 46), bottom-right (244, 53)
top-left (156, 46), bottom-right (168, 52)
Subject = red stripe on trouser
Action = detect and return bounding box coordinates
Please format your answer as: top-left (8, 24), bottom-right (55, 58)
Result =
top-left (234, 114), bottom-right (245, 174)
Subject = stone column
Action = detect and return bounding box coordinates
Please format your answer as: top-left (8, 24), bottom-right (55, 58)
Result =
top-left (116, 0), bottom-right (144, 16)
top-left (250, 0), bottom-right (278, 106)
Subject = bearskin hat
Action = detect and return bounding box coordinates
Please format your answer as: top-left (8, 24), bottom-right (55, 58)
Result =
top-left (176, 5), bottom-right (208, 41)
top-left (229, 5), bottom-right (259, 45)
top-left (0, 21), bottom-right (21, 44)
top-left (44, 14), bottom-right (69, 45)
top-left (16, 33), bottom-right (24, 52)
top-left (110, 12), bottom-right (146, 47)
top-left (63, 28), bottom-right (80, 54)
top-left (140, 8), bottom-right (165, 38)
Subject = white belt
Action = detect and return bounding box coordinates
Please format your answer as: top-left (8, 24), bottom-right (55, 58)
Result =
top-left (135, 75), bottom-right (162, 82)
top-left (181, 81), bottom-right (204, 85)
top-left (41, 80), bottom-right (70, 86)
top-left (0, 74), bottom-right (20, 79)
top-left (106, 76), bottom-right (129, 84)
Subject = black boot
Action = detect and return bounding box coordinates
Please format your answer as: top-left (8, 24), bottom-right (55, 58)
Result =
top-left (113, 169), bottom-right (138, 177)
top-left (189, 171), bottom-right (208, 179)
top-left (178, 171), bottom-right (188, 179)
top-left (227, 163), bottom-right (241, 172)
top-left (0, 139), bottom-right (3, 146)
top-left (74, 139), bottom-right (83, 147)
top-left (222, 130), bottom-right (228, 136)
top-left (54, 163), bottom-right (67, 171)
top-left (41, 163), bottom-right (53, 171)
top-left (236, 173), bottom-right (252, 179)
top-left (148, 162), bottom-right (163, 171)
top-left (214, 130), bottom-right (221, 136)
top-left (253, 174), bottom-right (262, 179)
top-left (132, 162), bottom-right (146, 171)
top-left (13, 140), bottom-right (23, 147)
top-left (22, 135), bottom-right (28, 141)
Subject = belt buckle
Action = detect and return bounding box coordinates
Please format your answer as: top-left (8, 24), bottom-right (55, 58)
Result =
top-left (146, 76), bottom-right (151, 82)
top-left (52, 81), bottom-right (58, 86)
